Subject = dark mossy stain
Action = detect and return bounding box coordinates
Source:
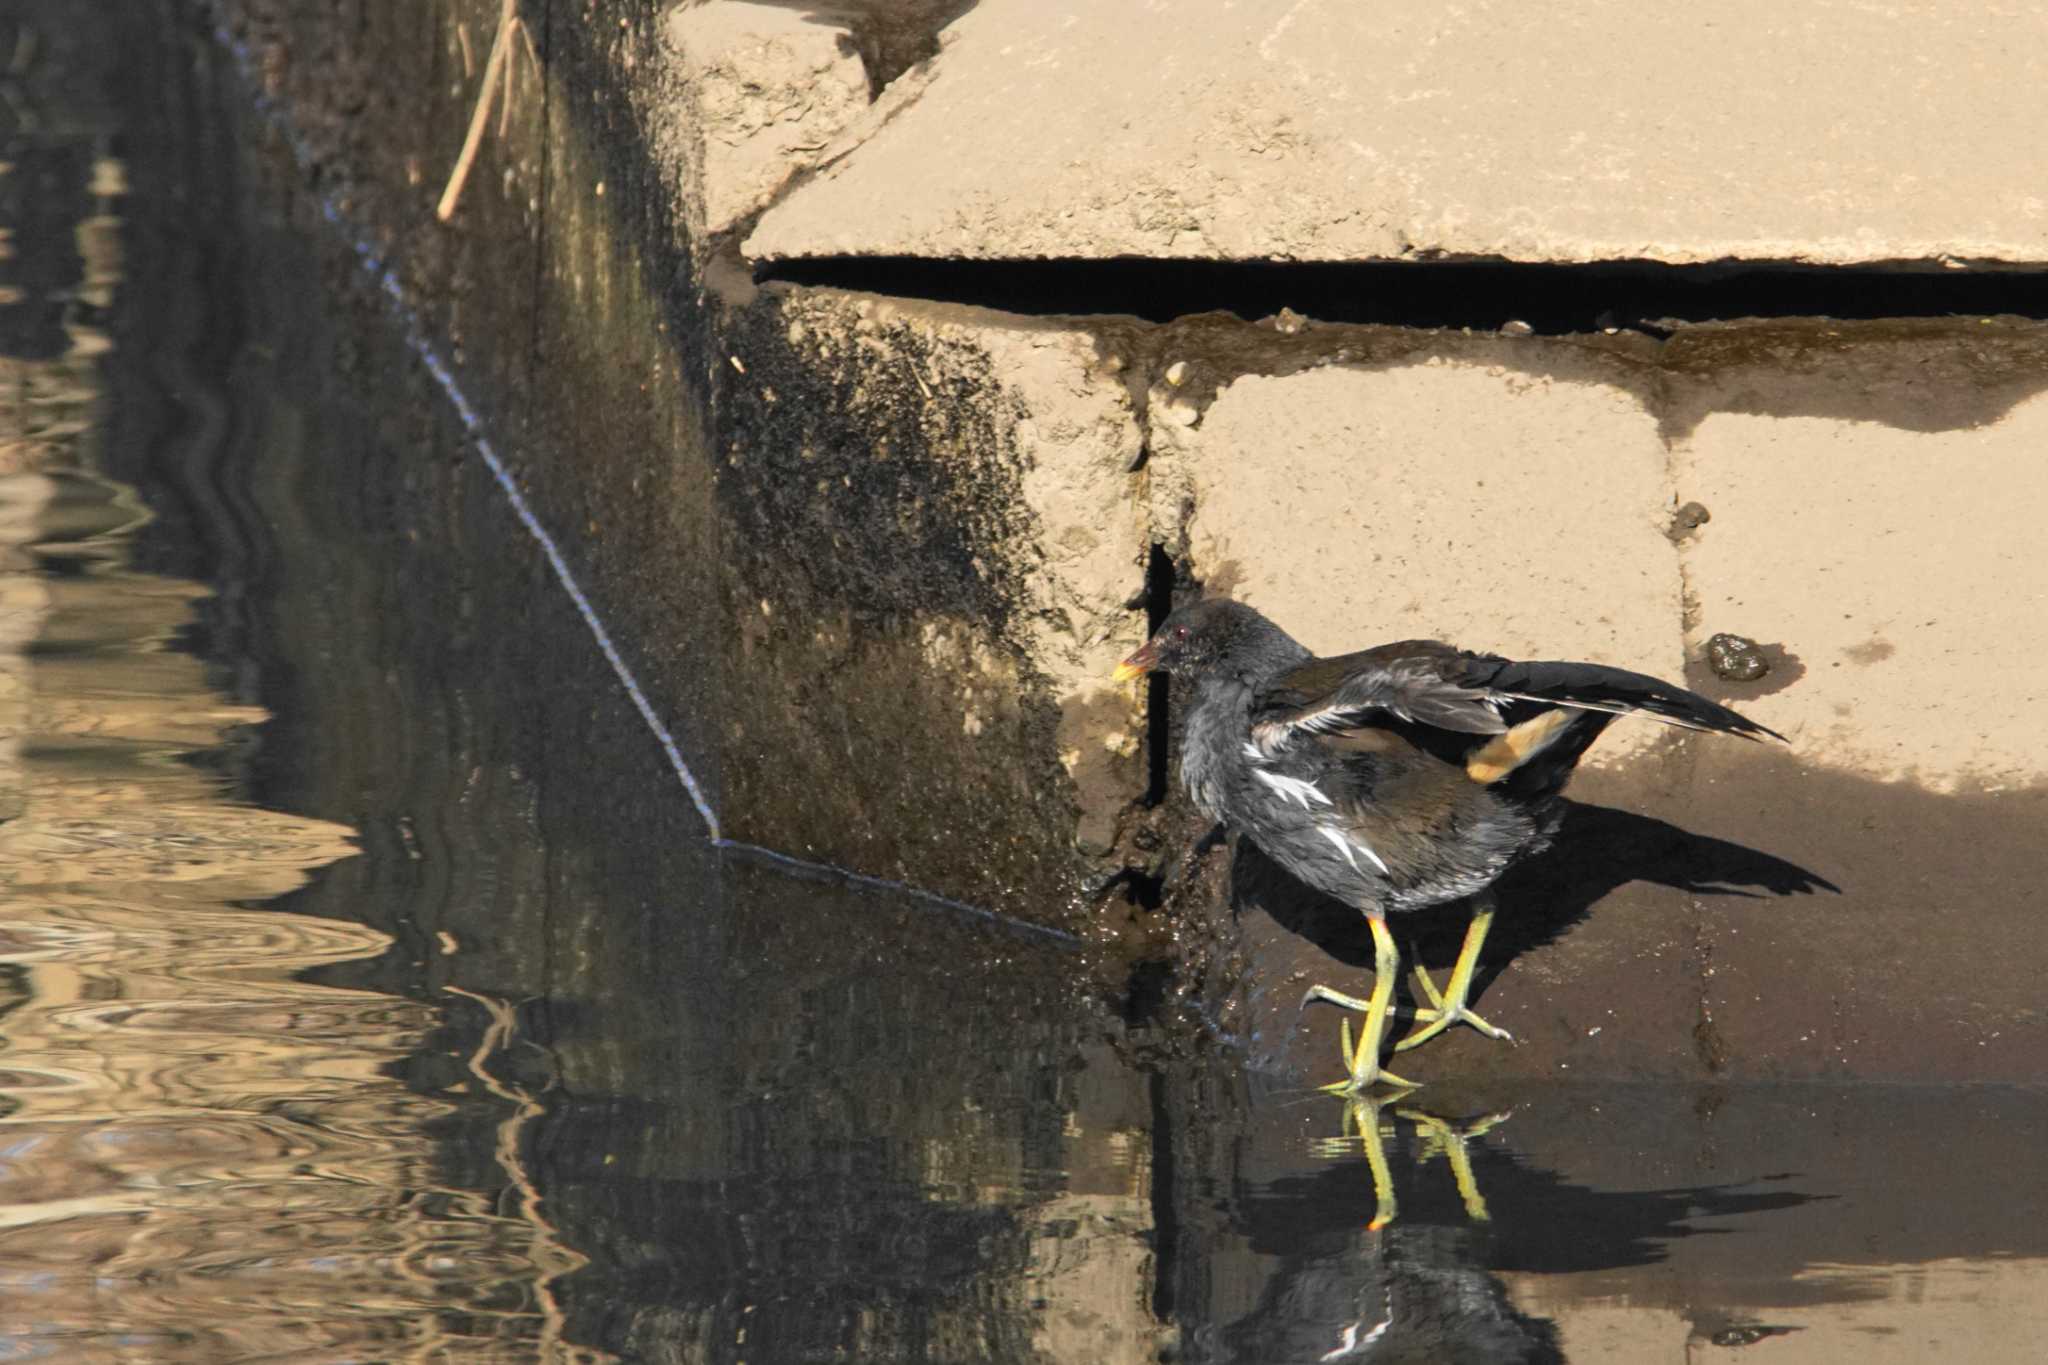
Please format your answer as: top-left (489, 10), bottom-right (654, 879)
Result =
top-left (1085, 311), bottom-right (1670, 430)
top-left (961, 309), bottom-right (2048, 454)
top-left (1693, 1004), bottom-right (1732, 1074)
top-left (717, 292), bottom-right (1034, 631)
top-left (710, 288), bottom-right (1088, 918)
top-left (1655, 317), bottom-right (2048, 441)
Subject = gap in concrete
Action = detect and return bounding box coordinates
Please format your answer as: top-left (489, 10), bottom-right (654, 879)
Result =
top-left (1140, 542), bottom-right (1176, 810)
top-left (1144, 1067), bottom-right (1178, 1325)
top-left (757, 255), bottom-right (2048, 332)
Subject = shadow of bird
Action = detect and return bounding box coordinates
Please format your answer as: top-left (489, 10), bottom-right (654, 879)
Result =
top-left (1231, 799), bottom-right (1838, 1001)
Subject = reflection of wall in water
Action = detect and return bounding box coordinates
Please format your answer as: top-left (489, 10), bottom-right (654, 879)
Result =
top-left (0, 23), bottom-right (604, 1352)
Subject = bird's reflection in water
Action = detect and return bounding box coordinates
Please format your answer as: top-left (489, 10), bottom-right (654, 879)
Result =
top-left (1216, 1098), bottom-right (1560, 1363)
top-left (1167, 808), bottom-right (1834, 1362)
top-left (1217, 1230), bottom-right (1562, 1365)
top-left (1164, 1068), bottom-right (1832, 1365)
top-left (1308, 1095), bottom-right (1513, 1230)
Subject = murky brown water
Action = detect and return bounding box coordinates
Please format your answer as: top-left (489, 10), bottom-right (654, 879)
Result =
top-left (0, 77), bottom-right (591, 1362)
top-left (2, 3), bottom-right (2045, 1362)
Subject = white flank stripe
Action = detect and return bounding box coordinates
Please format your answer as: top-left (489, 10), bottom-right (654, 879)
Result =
top-left (1318, 823), bottom-right (1389, 875)
top-left (1255, 769), bottom-right (1332, 809)
top-left (1321, 1316), bottom-right (1391, 1361)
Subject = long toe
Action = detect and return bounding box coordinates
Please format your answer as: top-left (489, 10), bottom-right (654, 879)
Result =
top-left (1300, 984), bottom-right (1375, 1014)
top-left (1318, 1068), bottom-right (1420, 1096)
top-left (1395, 1004), bottom-right (1515, 1052)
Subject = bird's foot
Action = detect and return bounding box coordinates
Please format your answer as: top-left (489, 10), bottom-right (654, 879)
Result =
top-left (1300, 983), bottom-right (1375, 1014)
top-left (1395, 1003), bottom-right (1513, 1050)
top-left (1317, 1066), bottom-right (1421, 1097)
top-left (1301, 987), bottom-right (1422, 1091)
top-left (1394, 965), bottom-right (1514, 1051)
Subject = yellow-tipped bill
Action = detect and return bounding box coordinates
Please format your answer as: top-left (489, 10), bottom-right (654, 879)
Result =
top-left (1112, 639), bottom-right (1160, 684)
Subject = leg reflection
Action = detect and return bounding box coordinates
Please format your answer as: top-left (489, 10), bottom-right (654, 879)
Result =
top-left (1310, 1095), bottom-right (1513, 1230)
top-left (1400, 1104), bottom-right (1513, 1223)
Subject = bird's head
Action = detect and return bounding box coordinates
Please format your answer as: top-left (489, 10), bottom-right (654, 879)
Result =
top-left (1112, 598), bottom-right (1291, 685)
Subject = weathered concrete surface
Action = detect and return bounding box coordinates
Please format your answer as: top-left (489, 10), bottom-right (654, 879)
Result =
top-left (209, 0), bottom-right (2048, 1084)
top-left (1150, 318), bottom-right (2048, 1086)
top-left (1670, 322), bottom-right (2048, 790)
top-left (654, 3), bottom-right (868, 237)
top-left (749, 0), bottom-right (2048, 266)
top-left (708, 286), bottom-right (1148, 874)
top-left (1144, 334), bottom-right (1682, 767)
top-left (1514, 1262), bottom-right (2048, 1365)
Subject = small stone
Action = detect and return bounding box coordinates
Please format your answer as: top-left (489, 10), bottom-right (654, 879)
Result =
top-left (1706, 632), bottom-right (1769, 682)
top-left (1499, 319), bottom-right (1534, 336)
top-left (1164, 360), bottom-right (1189, 386)
top-left (1669, 500), bottom-right (1711, 538)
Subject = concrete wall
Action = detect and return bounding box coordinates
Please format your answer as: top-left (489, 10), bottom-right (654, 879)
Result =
top-left (208, 0), bottom-right (2048, 1088)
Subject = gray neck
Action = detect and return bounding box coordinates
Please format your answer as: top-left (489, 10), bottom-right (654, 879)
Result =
top-left (1179, 673), bottom-right (1257, 822)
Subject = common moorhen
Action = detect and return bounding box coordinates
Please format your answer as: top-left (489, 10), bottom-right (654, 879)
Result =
top-left (1115, 598), bottom-right (1780, 1093)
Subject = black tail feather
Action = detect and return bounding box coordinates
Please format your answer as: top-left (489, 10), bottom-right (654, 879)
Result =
top-left (1483, 659), bottom-right (1785, 743)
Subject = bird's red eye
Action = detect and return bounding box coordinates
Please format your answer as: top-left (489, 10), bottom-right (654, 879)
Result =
top-left (1173, 625), bottom-right (1190, 640)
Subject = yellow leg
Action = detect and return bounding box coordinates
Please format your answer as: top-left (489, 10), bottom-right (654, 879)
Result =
top-left (1312, 913), bottom-right (1418, 1093)
top-left (1311, 1096), bottom-right (1400, 1229)
top-left (1400, 1106), bottom-right (1512, 1223)
top-left (1350, 1097), bottom-right (1399, 1231)
top-left (1396, 902), bottom-right (1514, 1052)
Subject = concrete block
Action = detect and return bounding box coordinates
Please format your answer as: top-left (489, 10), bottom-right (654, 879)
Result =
top-left (1147, 338), bottom-right (1686, 763)
top-left (1143, 320), bottom-right (2048, 1085)
top-left (714, 287), bottom-right (1150, 884)
top-left (1656, 321), bottom-right (2048, 1081)
top-left (748, 0), bottom-right (2048, 266)
top-left (1669, 325), bottom-right (2048, 791)
top-left (657, 2), bottom-right (869, 238)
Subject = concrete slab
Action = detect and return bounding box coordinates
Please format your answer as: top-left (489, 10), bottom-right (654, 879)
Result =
top-left (1686, 745), bottom-right (2046, 1084)
top-left (656, 2), bottom-right (868, 238)
top-left (716, 287), bottom-right (1151, 872)
top-left (747, 0), bottom-right (2048, 266)
top-left (1145, 337), bottom-right (1685, 766)
top-left (1669, 326), bottom-right (2048, 791)
top-left (1516, 1260), bottom-right (2048, 1365)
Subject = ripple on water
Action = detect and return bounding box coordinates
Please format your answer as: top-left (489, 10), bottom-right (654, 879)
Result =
top-left (0, 157), bottom-right (604, 1365)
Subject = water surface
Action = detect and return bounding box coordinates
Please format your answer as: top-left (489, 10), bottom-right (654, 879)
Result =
top-left (1, 4), bottom-right (2044, 1362)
